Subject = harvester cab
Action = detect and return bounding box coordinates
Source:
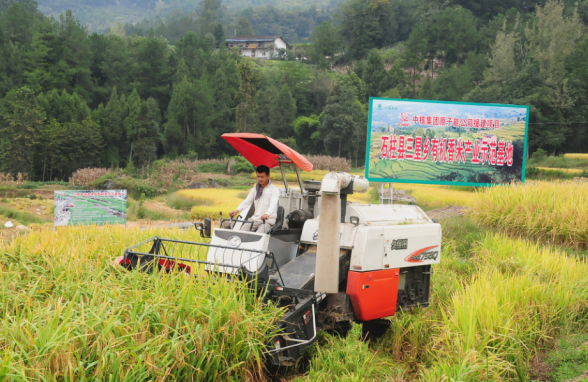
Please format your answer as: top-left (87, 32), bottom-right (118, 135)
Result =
top-left (115, 133), bottom-right (442, 367)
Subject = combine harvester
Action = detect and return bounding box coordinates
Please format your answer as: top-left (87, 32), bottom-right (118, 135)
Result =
top-left (115, 133), bottom-right (441, 366)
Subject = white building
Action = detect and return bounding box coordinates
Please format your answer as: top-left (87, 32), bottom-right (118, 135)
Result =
top-left (225, 35), bottom-right (289, 59)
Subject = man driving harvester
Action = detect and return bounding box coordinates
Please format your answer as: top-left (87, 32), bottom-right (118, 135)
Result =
top-left (229, 165), bottom-right (280, 233)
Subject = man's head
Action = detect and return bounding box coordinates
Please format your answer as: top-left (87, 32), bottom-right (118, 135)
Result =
top-left (256, 165), bottom-right (270, 187)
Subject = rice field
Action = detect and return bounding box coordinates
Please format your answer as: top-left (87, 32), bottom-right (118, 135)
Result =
top-left (178, 189), bottom-right (245, 220)
top-left (536, 167), bottom-right (585, 174)
top-left (470, 180), bottom-right (588, 249)
top-left (564, 153), bottom-right (588, 160)
top-left (0, 226), bottom-right (281, 380)
top-left (417, 233), bottom-right (588, 380)
top-left (2, 172), bottom-right (588, 380)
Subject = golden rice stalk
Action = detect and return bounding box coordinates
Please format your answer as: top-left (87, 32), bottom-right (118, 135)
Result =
top-left (563, 153), bottom-right (588, 160)
top-left (536, 167), bottom-right (584, 174)
top-left (470, 180), bottom-right (588, 249)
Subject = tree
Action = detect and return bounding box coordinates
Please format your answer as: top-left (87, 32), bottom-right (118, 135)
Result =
top-left (94, 87), bottom-right (126, 167)
top-left (482, 18), bottom-right (520, 100)
top-left (0, 86), bottom-right (45, 177)
top-left (337, 0), bottom-right (397, 59)
top-left (57, 11), bottom-right (93, 101)
top-left (320, 83), bottom-right (367, 164)
top-left (525, 0), bottom-right (582, 88)
top-left (236, 16), bottom-right (254, 36)
top-left (402, 23), bottom-right (429, 98)
top-left (310, 21), bottom-right (341, 68)
top-left (235, 60), bottom-right (261, 132)
top-left (132, 97), bottom-right (161, 167)
top-left (293, 115), bottom-right (322, 154)
top-left (269, 84), bottom-right (297, 139)
top-left (363, 49), bottom-right (387, 99)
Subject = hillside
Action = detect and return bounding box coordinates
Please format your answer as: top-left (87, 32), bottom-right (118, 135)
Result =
top-left (37, 0), bottom-right (334, 32)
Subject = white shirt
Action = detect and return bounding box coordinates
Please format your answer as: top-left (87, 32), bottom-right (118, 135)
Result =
top-left (236, 182), bottom-right (280, 224)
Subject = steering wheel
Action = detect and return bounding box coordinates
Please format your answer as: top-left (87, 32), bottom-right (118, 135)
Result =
top-left (220, 214), bottom-right (256, 231)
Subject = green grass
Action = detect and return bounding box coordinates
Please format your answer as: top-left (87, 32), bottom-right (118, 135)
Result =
top-left (529, 153), bottom-right (588, 169)
top-left (166, 192), bottom-right (203, 211)
top-left (0, 206), bottom-right (48, 226)
top-left (536, 331), bottom-right (588, 382)
top-left (198, 163), bottom-right (226, 173)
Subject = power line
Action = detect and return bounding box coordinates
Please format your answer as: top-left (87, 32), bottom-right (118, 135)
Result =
top-left (527, 122), bottom-right (588, 125)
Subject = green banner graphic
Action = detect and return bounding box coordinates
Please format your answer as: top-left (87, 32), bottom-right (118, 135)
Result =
top-left (365, 98), bottom-right (529, 186)
top-left (54, 190), bottom-right (127, 226)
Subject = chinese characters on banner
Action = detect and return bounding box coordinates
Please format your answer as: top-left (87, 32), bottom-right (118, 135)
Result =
top-left (379, 135), bottom-right (514, 166)
top-left (366, 98), bottom-right (529, 186)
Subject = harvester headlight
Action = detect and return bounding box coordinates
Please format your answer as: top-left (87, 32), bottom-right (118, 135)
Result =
top-left (228, 236), bottom-right (242, 248)
top-left (350, 216), bottom-right (360, 226)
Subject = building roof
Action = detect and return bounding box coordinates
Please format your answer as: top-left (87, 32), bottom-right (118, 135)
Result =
top-left (226, 35), bottom-right (289, 46)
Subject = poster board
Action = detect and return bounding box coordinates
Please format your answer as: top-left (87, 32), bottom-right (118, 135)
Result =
top-left (54, 190), bottom-right (127, 226)
top-left (365, 98), bottom-right (529, 186)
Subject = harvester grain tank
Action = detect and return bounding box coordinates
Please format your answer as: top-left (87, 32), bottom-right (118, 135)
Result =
top-left (115, 133), bottom-right (441, 366)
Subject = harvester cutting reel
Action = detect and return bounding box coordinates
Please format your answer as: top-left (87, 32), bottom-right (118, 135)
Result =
top-left (115, 236), bottom-right (324, 366)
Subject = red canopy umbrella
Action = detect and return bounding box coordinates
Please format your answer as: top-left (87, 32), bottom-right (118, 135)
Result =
top-left (222, 133), bottom-right (313, 172)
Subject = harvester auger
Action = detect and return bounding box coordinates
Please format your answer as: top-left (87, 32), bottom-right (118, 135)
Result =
top-left (115, 133), bottom-right (442, 367)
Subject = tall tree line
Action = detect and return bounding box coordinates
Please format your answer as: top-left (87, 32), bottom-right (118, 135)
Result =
top-left (2, 0), bottom-right (588, 182)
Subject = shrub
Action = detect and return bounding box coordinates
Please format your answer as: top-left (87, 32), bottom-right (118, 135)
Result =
top-left (232, 157), bottom-right (255, 174)
top-left (526, 166), bottom-right (539, 178)
top-left (134, 184), bottom-right (158, 198)
top-left (16, 182), bottom-right (38, 189)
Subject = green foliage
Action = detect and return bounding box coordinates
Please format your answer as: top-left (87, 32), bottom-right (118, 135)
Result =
top-left (133, 184), bottom-right (158, 198)
top-left (320, 83), bottom-right (367, 166)
top-left (16, 182), bottom-right (38, 189)
top-left (198, 162), bottom-right (227, 173)
top-left (293, 115), bottom-right (322, 153)
top-left (543, 332), bottom-right (588, 382)
top-left (232, 157), bottom-right (255, 173)
top-left (236, 59), bottom-right (262, 132)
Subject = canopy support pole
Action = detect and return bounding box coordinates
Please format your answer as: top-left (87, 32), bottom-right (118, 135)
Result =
top-left (295, 167), bottom-right (305, 194)
top-left (279, 161), bottom-right (288, 193)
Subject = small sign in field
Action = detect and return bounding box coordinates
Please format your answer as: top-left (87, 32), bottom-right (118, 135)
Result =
top-left (366, 98), bottom-right (529, 186)
top-left (54, 190), bottom-right (127, 226)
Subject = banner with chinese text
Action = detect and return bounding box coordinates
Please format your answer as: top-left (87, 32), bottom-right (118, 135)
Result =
top-left (54, 190), bottom-right (127, 226)
top-left (365, 98), bottom-right (529, 186)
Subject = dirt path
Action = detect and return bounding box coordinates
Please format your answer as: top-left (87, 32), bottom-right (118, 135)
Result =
top-left (425, 205), bottom-right (469, 221)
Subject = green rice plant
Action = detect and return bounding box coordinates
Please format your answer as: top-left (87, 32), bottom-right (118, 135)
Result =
top-left (0, 226), bottom-right (282, 380)
top-left (470, 181), bottom-right (588, 249)
top-left (294, 323), bottom-right (406, 381)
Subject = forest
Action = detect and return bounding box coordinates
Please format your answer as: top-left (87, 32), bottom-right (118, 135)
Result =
top-left (1, 0), bottom-right (588, 181)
